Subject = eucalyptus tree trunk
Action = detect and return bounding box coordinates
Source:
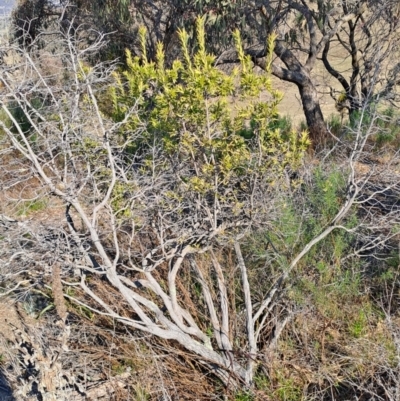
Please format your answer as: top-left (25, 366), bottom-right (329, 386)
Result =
top-left (298, 79), bottom-right (327, 141)
top-left (252, 53), bottom-right (329, 144)
top-left (248, 1), bottom-right (365, 144)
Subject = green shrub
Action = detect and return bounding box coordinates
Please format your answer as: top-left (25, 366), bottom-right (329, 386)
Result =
top-left (104, 18), bottom-right (309, 225)
top-left (268, 114), bottom-right (293, 136)
top-left (374, 107), bottom-right (400, 146)
top-left (327, 113), bottom-right (343, 137)
top-left (349, 106), bottom-right (400, 147)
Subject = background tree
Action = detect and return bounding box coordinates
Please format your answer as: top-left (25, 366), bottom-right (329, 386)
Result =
top-left (12, 0), bottom-right (251, 61)
top-left (11, 0), bottom-right (400, 141)
top-left (320, 0), bottom-right (400, 116)
top-left (241, 0), bottom-right (400, 140)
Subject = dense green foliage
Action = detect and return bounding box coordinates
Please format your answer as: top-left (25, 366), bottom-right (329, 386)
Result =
top-left (105, 19), bottom-right (308, 227)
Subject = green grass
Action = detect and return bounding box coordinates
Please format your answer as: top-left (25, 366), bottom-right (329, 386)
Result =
top-left (348, 309), bottom-right (368, 338)
top-left (273, 373), bottom-right (302, 401)
top-left (234, 390), bottom-right (254, 401)
top-left (17, 199), bottom-right (48, 216)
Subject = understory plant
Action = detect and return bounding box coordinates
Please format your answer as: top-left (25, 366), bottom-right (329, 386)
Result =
top-left (0, 17), bottom-right (309, 388)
